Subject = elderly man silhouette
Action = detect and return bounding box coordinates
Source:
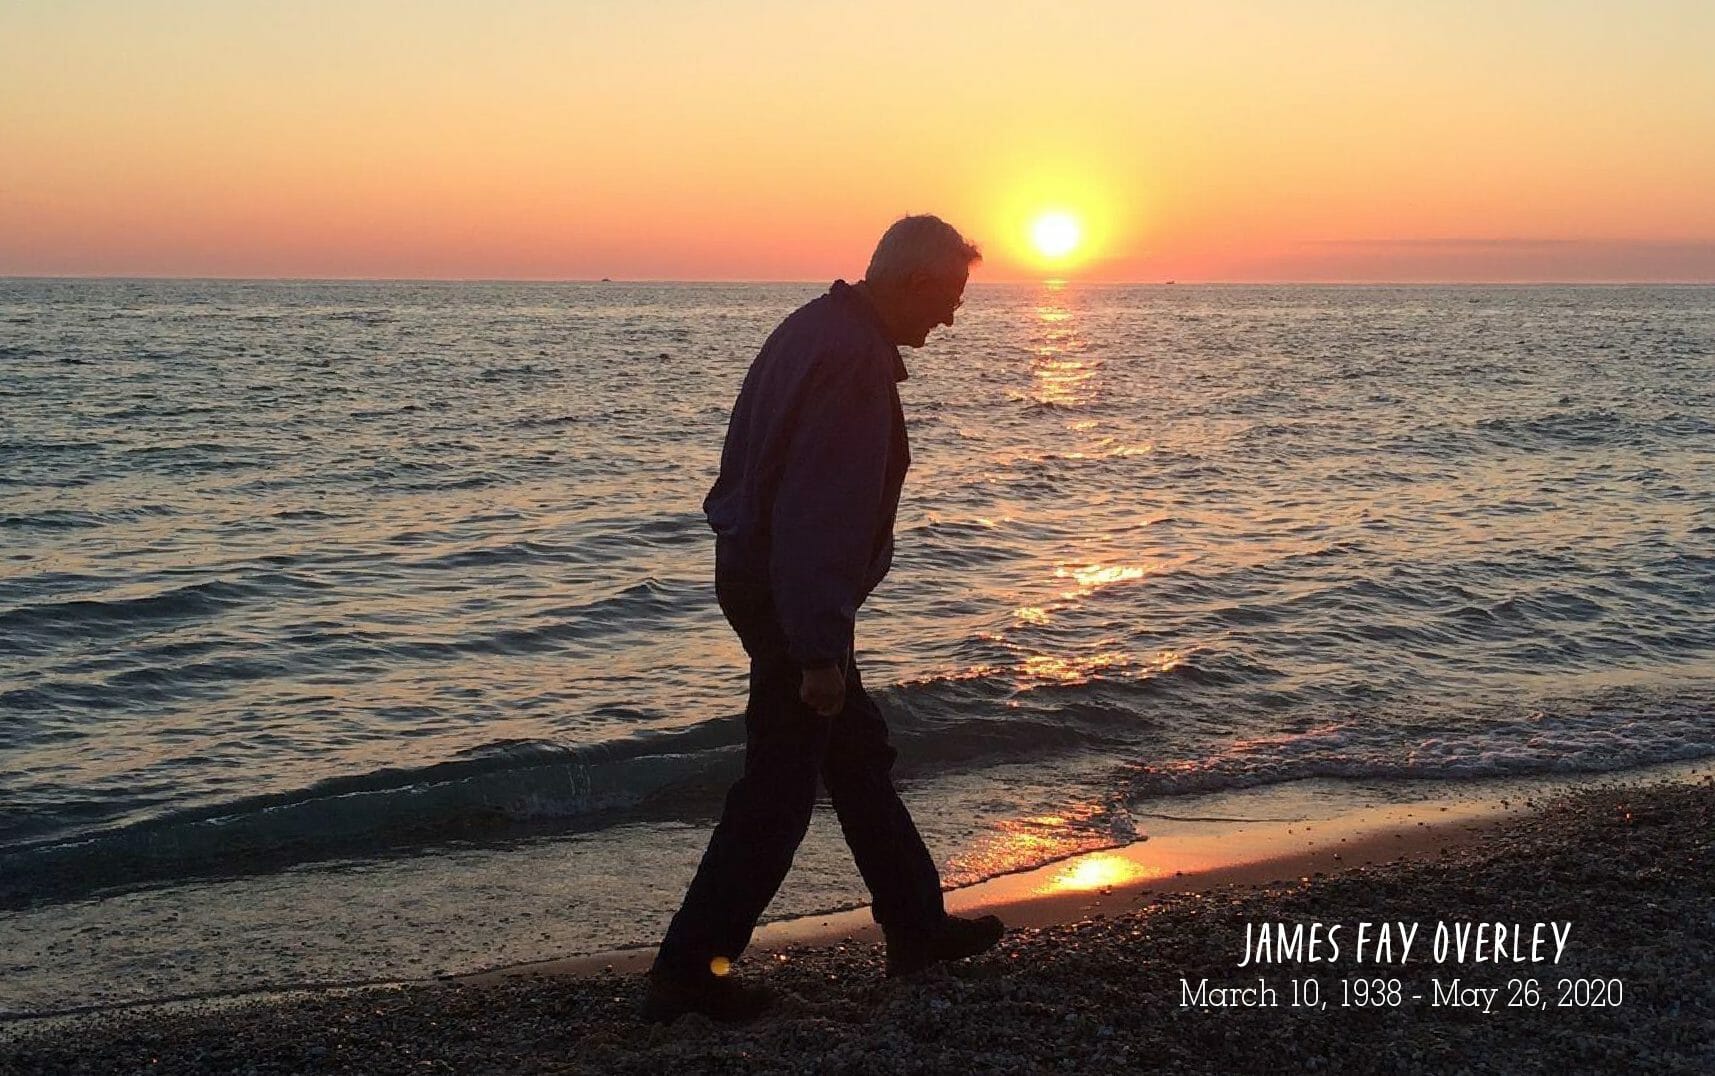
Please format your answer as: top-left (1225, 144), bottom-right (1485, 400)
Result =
top-left (644, 215), bottom-right (1005, 1024)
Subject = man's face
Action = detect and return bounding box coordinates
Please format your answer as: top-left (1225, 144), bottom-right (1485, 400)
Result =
top-left (902, 269), bottom-right (967, 348)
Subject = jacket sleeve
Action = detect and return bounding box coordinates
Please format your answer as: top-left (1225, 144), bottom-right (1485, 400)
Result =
top-left (768, 350), bottom-right (892, 667)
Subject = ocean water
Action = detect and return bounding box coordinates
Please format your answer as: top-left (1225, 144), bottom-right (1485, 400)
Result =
top-left (2, 279), bottom-right (1713, 1009)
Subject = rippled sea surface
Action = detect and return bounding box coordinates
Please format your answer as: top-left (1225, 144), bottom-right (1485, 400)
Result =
top-left (4, 279), bottom-right (1713, 916)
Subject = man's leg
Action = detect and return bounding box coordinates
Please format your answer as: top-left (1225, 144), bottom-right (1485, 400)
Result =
top-left (652, 614), bottom-right (831, 981)
top-left (819, 657), bottom-right (947, 934)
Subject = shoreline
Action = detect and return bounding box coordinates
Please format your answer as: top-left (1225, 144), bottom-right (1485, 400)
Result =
top-left (462, 779), bottom-right (1534, 985)
top-left (6, 765), bottom-right (1712, 1072)
top-left (4, 759), bottom-right (1706, 1027)
top-left (462, 756), bottom-right (1713, 984)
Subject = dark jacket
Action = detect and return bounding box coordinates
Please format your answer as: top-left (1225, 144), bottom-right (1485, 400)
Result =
top-left (704, 280), bottom-right (911, 667)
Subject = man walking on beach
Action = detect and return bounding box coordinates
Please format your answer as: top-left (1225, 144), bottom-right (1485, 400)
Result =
top-left (644, 216), bottom-right (1005, 1024)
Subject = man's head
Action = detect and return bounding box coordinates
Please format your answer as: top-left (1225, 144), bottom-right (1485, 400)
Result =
top-left (859, 215), bottom-right (981, 348)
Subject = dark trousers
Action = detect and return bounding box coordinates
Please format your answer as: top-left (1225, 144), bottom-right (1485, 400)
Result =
top-left (652, 580), bottom-right (946, 979)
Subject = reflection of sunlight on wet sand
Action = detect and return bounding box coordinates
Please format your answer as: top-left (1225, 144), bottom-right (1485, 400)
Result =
top-left (1045, 853), bottom-right (1159, 893)
top-left (945, 806), bottom-right (1119, 884)
top-left (652, 798), bottom-right (1536, 972)
top-left (926, 795), bottom-right (1537, 937)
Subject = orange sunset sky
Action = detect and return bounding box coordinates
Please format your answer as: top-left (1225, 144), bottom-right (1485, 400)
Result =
top-left (3, 1), bottom-right (1713, 282)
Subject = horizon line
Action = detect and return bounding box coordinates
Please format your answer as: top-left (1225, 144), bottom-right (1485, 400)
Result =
top-left (6, 274), bottom-right (1715, 287)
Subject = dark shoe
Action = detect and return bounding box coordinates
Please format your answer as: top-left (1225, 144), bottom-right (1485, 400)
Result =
top-left (885, 914), bottom-right (1006, 977)
top-left (640, 969), bottom-right (774, 1025)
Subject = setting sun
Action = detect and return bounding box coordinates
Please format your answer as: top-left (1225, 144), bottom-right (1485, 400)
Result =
top-left (1031, 212), bottom-right (1082, 261)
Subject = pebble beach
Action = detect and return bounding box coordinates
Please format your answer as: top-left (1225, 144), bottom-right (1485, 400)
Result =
top-left (5, 777), bottom-right (1710, 1075)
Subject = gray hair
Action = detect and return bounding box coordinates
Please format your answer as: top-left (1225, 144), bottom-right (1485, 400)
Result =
top-left (864, 215), bottom-right (982, 283)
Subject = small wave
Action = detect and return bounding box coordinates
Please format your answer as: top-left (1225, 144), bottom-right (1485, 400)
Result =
top-left (0, 581), bottom-right (245, 641)
top-left (1, 504), bottom-right (179, 535)
top-left (0, 511), bottom-right (108, 531)
top-left (1654, 411), bottom-right (1715, 437)
top-left (0, 665), bottom-right (1200, 906)
top-left (0, 437), bottom-right (108, 453)
top-left (1473, 408), bottom-right (1639, 449)
top-left (0, 573), bottom-right (330, 655)
top-left (1121, 686), bottom-right (1715, 802)
top-left (376, 472), bottom-right (504, 493)
top-left (909, 537), bottom-right (1025, 570)
top-left (325, 310), bottom-right (394, 323)
top-left (0, 725), bottom-right (748, 909)
top-left (407, 539), bottom-right (584, 571)
top-left (122, 441), bottom-right (236, 456)
top-left (1236, 420), bottom-right (1328, 442)
top-left (512, 413), bottom-right (582, 429)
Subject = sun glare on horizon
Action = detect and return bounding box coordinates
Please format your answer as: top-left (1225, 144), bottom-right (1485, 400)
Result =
top-left (1030, 211), bottom-right (1083, 262)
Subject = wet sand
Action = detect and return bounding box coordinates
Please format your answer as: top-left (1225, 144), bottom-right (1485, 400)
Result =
top-left (4, 772), bottom-right (1711, 1074)
top-left (465, 784), bottom-right (1525, 984)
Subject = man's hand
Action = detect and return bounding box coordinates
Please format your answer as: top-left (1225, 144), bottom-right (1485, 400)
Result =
top-left (800, 664), bottom-right (846, 716)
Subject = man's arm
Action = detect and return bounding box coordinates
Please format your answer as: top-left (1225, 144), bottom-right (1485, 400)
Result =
top-left (768, 350), bottom-right (892, 706)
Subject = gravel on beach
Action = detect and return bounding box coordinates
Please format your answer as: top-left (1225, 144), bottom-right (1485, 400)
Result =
top-left (4, 778), bottom-right (1712, 1075)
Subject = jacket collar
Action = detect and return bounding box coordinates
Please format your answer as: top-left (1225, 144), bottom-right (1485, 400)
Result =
top-left (830, 279), bottom-right (908, 383)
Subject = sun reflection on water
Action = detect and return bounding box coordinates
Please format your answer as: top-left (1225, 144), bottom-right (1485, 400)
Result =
top-left (944, 805), bottom-right (1116, 883)
top-left (1028, 288), bottom-right (1096, 408)
top-left (1019, 651), bottom-right (1132, 684)
top-left (1030, 357), bottom-right (1094, 408)
top-left (1059, 563), bottom-right (1147, 591)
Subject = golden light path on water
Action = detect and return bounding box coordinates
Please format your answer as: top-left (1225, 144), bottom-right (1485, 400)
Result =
top-left (939, 279), bottom-right (1214, 881)
top-left (1029, 283), bottom-right (1096, 408)
top-left (941, 264), bottom-right (1193, 898)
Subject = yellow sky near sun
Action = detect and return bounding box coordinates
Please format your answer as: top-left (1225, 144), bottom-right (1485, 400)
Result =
top-left (2, 0), bottom-right (1713, 280)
